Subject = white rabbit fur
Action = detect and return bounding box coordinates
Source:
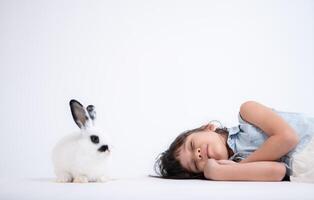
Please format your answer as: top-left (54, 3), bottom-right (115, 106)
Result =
top-left (52, 99), bottom-right (112, 183)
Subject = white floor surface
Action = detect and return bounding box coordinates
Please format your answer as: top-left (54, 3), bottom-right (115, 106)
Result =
top-left (1, 176), bottom-right (314, 200)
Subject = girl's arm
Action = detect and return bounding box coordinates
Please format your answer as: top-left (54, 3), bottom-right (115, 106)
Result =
top-left (239, 101), bottom-right (299, 163)
top-left (204, 159), bottom-right (286, 181)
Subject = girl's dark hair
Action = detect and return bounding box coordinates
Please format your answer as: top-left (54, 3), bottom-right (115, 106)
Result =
top-left (154, 124), bottom-right (228, 179)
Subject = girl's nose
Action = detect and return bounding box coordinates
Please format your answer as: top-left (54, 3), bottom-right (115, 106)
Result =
top-left (195, 148), bottom-right (202, 160)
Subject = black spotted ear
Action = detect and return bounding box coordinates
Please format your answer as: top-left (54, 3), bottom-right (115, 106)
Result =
top-left (69, 99), bottom-right (89, 129)
top-left (86, 105), bottom-right (96, 120)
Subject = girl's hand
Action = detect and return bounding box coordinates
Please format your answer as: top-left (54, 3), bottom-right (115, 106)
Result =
top-left (203, 159), bottom-right (220, 179)
top-left (200, 123), bottom-right (217, 131)
top-left (203, 159), bottom-right (238, 179)
top-left (217, 159), bottom-right (238, 165)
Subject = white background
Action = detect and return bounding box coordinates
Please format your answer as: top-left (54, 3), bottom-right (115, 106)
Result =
top-left (0, 0), bottom-right (313, 179)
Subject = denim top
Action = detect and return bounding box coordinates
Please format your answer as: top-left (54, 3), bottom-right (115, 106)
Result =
top-left (227, 109), bottom-right (314, 176)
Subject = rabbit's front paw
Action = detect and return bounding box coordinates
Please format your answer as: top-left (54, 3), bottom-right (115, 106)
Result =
top-left (56, 173), bottom-right (73, 183)
top-left (73, 175), bottom-right (89, 183)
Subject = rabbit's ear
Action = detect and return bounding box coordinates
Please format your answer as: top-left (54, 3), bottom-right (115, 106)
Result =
top-left (86, 105), bottom-right (96, 120)
top-left (69, 99), bottom-right (89, 129)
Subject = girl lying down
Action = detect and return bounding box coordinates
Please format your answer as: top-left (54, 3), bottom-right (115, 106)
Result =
top-left (155, 101), bottom-right (314, 182)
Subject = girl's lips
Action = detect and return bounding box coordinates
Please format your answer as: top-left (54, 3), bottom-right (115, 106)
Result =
top-left (201, 144), bottom-right (208, 159)
top-left (206, 144), bottom-right (211, 159)
top-left (206, 144), bottom-right (210, 158)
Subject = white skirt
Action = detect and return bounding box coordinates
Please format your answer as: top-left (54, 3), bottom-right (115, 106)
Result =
top-left (290, 136), bottom-right (314, 183)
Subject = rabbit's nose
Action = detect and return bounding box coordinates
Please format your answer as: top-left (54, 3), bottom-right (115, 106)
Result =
top-left (98, 145), bottom-right (109, 152)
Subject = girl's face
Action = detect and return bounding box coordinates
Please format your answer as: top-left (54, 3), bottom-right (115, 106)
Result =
top-left (177, 130), bottom-right (229, 173)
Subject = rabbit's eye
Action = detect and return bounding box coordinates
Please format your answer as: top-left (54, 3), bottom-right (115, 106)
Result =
top-left (90, 135), bottom-right (99, 144)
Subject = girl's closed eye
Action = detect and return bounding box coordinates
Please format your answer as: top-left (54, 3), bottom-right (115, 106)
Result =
top-left (190, 141), bottom-right (199, 172)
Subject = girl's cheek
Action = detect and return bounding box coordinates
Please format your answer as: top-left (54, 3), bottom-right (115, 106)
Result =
top-left (199, 161), bottom-right (206, 172)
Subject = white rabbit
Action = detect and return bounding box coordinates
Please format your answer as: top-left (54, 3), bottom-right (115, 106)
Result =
top-left (52, 99), bottom-right (112, 183)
